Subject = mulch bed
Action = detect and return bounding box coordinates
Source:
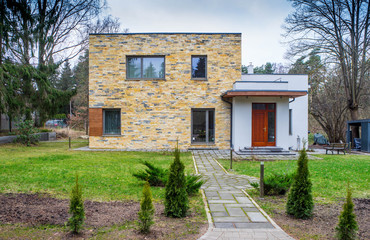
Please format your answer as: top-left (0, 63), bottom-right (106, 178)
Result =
top-left (261, 196), bottom-right (369, 240)
top-left (0, 193), bottom-right (207, 239)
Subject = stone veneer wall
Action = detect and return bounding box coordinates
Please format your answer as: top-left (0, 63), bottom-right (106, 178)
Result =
top-left (89, 33), bottom-right (241, 150)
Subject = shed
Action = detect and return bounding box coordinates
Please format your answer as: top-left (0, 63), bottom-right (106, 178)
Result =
top-left (347, 119), bottom-right (370, 152)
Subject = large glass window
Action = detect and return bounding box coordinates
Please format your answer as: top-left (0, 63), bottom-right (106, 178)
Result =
top-left (192, 109), bottom-right (214, 143)
top-left (191, 56), bottom-right (207, 79)
top-left (103, 109), bottom-right (121, 135)
top-left (127, 56), bottom-right (165, 79)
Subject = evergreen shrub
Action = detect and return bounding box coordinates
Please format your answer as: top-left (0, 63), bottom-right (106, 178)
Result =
top-left (15, 120), bottom-right (39, 146)
top-left (138, 181), bottom-right (155, 233)
top-left (335, 184), bottom-right (358, 240)
top-left (164, 142), bottom-right (189, 218)
top-left (251, 172), bottom-right (294, 195)
top-left (286, 148), bottom-right (314, 219)
top-left (68, 174), bottom-right (85, 233)
top-left (186, 174), bottom-right (205, 196)
top-left (133, 162), bottom-right (204, 195)
top-left (132, 161), bottom-right (168, 186)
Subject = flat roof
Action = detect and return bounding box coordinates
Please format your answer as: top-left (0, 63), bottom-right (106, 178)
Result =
top-left (242, 73), bottom-right (308, 76)
top-left (222, 90), bottom-right (308, 98)
top-left (347, 119), bottom-right (370, 124)
top-left (90, 32), bottom-right (242, 36)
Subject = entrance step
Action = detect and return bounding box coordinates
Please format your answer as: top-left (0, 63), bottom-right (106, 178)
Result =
top-left (236, 147), bottom-right (296, 155)
top-left (243, 147), bottom-right (284, 151)
top-left (188, 147), bottom-right (219, 150)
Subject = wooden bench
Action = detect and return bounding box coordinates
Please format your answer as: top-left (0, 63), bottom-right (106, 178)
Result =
top-left (324, 143), bottom-right (347, 155)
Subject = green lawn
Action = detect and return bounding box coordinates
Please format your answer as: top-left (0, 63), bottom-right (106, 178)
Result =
top-left (220, 154), bottom-right (370, 203)
top-left (0, 141), bottom-right (195, 201)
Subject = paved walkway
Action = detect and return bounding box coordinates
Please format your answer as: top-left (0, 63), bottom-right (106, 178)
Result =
top-left (193, 150), bottom-right (294, 240)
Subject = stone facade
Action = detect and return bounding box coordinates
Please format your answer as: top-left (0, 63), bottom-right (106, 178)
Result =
top-left (89, 33), bottom-right (241, 150)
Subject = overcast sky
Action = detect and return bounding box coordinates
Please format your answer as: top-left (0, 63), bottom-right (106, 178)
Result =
top-left (107, 0), bottom-right (294, 67)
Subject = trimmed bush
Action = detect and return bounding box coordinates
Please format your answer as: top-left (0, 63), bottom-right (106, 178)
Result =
top-left (335, 184), bottom-right (358, 240)
top-left (133, 161), bottom-right (168, 187)
top-left (138, 181), bottom-right (155, 233)
top-left (15, 120), bottom-right (39, 146)
top-left (286, 148), bottom-right (314, 219)
top-left (164, 142), bottom-right (189, 218)
top-left (68, 174), bottom-right (85, 233)
top-left (251, 172), bottom-right (294, 195)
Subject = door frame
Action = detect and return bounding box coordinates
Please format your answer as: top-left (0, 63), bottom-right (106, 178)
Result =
top-left (252, 103), bottom-right (276, 147)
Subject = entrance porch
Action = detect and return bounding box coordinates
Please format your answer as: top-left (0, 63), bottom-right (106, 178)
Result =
top-left (222, 74), bottom-right (308, 151)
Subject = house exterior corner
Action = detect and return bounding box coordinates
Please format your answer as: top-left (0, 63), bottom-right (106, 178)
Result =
top-left (88, 33), bottom-right (241, 150)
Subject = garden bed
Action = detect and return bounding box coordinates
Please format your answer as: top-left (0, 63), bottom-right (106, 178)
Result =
top-left (0, 142), bottom-right (207, 239)
top-left (0, 193), bottom-right (207, 239)
top-left (251, 194), bottom-right (369, 240)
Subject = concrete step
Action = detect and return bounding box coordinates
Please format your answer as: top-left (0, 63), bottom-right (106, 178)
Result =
top-left (243, 147), bottom-right (284, 151)
top-left (236, 147), bottom-right (296, 155)
top-left (236, 151), bottom-right (296, 155)
top-left (188, 147), bottom-right (219, 150)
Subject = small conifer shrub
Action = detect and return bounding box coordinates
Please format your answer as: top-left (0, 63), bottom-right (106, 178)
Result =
top-left (133, 162), bottom-right (204, 195)
top-left (251, 172), bottom-right (294, 195)
top-left (286, 148), bottom-right (314, 219)
top-left (68, 174), bottom-right (85, 233)
top-left (132, 161), bottom-right (168, 186)
top-left (335, 184), bottom-right (358, 240)
top-left (164, 142), bottom-right (189, 218)
top-left (138, 181), bottom-right (155, 233)
top-left (186, 174), bottom-right (205, 196)
top-left (15, 120), bottom-right (39, 146)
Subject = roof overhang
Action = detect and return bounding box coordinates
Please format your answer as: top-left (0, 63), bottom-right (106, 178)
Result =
top-left (222, 90), bottom-right (308, 98)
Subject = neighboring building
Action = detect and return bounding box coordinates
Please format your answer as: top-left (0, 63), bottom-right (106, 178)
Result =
top-left (88, 33), bottom-right (307, 151)
top-left (0, 114), bottom-right (17, 131)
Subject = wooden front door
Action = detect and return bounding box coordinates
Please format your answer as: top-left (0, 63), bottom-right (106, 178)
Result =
top-left (252, 103), bottom-right (276, 146)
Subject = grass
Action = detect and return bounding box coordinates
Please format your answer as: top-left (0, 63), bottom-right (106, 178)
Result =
top-left (0, 141), bottom-right (196, 201)
top-left (219, 154), bottom-right (370, 203)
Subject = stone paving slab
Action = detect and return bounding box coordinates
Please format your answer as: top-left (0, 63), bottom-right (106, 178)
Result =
top-left (194, 150), bottom-right (294, 240)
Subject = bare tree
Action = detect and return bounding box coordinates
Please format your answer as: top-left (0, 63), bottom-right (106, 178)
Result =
top-left (7, 0), bottom-right (105, 65)
top-left (284, 0), bottom-right (370, 122)
top-left (310, 71), bottom-right (349, 142)
top-left (73, 16), bottom-right (124, 134)
top-left (86, 15), bottom-right (126, 34)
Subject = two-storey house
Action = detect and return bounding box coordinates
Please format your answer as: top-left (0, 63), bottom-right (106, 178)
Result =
top-left (88, 33), bottom-right (308, 151)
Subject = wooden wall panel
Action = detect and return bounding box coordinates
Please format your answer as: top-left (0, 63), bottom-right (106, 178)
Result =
top-left (89, 108), bottom-right (103, 136)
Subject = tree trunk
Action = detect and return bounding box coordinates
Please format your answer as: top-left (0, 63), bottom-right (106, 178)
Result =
top-left (350, 108), bottom-right (360, 141)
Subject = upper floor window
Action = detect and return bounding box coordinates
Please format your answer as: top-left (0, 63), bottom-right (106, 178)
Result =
top-left (191, 56), bottom-right (207, 79)
top-left (127, 56), bottom-right (165, 79)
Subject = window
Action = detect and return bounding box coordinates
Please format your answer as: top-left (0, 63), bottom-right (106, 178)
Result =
top-left (191, 109), bottom-right (214, 143)
top-left (191, 56), bottom-right (207, 79)
top-left (289, 109), bottom-right (293, 135)
top-left (103, 109), bottom-right (121, 135)
top-left (127, 56), bottom-right (165, 79)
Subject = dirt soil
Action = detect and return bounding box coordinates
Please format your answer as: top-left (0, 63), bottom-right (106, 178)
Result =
top-left (259, 196), bottom-right (369, 240)
top-left (0, 193), bottom-right (207, 239)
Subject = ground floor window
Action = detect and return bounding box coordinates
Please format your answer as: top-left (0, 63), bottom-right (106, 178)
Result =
top-left (103, 109), bottom-right (121, 135)
top-left (191, 109), bottom-right (215, 143)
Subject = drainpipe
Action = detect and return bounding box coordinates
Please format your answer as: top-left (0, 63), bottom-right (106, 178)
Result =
top-left (289, 97), bottom-right (295, 103)
top-left (221, 93), bottom-right (233, 149)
